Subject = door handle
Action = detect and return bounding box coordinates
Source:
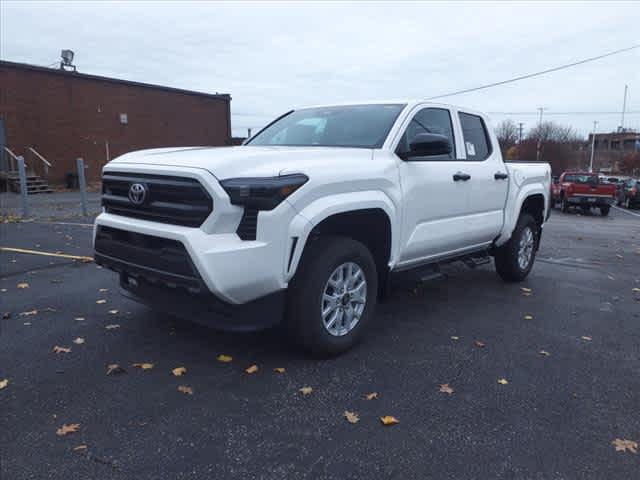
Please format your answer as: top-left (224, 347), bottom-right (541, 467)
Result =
top-left (494, 172), bottom-right (508, 180)
top-left (453, 172), bottom-right (471, 181)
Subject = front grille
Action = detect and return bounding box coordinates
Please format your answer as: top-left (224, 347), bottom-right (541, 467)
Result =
top-left (94, 226), bottom-right (198, 280)
top-left (102, 172), bottom-right (213, 227)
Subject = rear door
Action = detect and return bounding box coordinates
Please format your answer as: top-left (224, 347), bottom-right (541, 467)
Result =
top-left (394, 106), bottom-right (479, 266)
top-left (453, 110), bottom-right (509, 245)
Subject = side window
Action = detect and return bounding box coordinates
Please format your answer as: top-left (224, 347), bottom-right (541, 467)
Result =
top-left (458, 112), bottom-right (491, 161)
top-left (396, 108), bottom-right (455, 161)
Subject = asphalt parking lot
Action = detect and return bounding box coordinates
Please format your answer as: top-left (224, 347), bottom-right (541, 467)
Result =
top-left (1, 204), bottom-right (639, 479)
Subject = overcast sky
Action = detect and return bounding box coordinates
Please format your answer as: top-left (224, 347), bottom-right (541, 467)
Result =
top-left (2, 1), bottom-right (639, 138)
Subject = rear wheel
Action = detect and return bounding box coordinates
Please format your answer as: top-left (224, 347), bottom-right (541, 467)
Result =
top-left (286, 236), bottom-right (378, 356)
top-left (600, 205), bottom-right (610, 216)
top-left (494, 214), bottom-right (538, 282)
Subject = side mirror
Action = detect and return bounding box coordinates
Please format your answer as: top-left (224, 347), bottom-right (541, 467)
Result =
top-left (403, 133), bottom-right (452, 159)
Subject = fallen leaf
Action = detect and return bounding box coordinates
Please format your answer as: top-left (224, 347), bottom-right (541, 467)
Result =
top-left (273, 367), bottom-right (286, 373)
top-left (0, 288), bottom-right (7, 292)
top-left (106, 364), bottom-right (126, 375)
top-left (474, 340), bottom-right (486, 348)
top-left (95, 299), bottom-right (107, 304)
top-left (99, 288), bottom-right (109, 292)
top-left (365, 392), bottom-right (378, 400)
top-left (56, 423), bottom-right (80, 436)
top-left (450, 335), bottom-right (459, 340)
top-left (522, 292), bottom-right (532, 297)
top-left (73, 445), bottom-right (88, 452)
top-left (17, 282), bottom-right (29, 289)
top-left (19, 309), bottom-right (38, 317)
top-left (132, 363), bottom-right (154, 370)
top-left (607, 275), bottom-right (615, 280)
top-left (539, 350), bottom-right (551, 356)
top-left (73, 337), bottom-right (85, 345)
top-left (299, 386), bottom-right (313, 396)
top-left (74, 317), bottom-right (85, 321)
top-left (380, 416), bottom-right (399, 426)
top-left (612, 438), bottom-right (638, 454)
top-left (245, 364), bottom-right (258, 374)
top-left (498, 378), bottom-right (509, 385)
top-left (520, 287), bottom-right (532, 293)
top-left (344, 411), bottom-right (359, 424)
top-left (53, 345), bottom-right (71, 354)
top-left (581, 336), bottom-right (592, 342)
top-left (172, 367), bottom-right (187, 376)
top-left (105, 324), bottom-right (120, 330)
top-left (108, 309), bottom-right (119, 315)
top-left (439, 383), bottom-right (454, 394)
top-left (42, 307), bottom-right (57, 313)
top-left (177, 385), bottom-right (193, 395)
top-left (524, 314), bottom-right (534, 320)
top-left (615, 254), bottom-right (623, 259)
top-left (2, 312), bottom-right (11, 320)
top-left (632, 288), bottom-right (640, 293)
top-left (0, 379), bottom-right (8, 390)
top-left (217, 354), bottom-right (233, 363)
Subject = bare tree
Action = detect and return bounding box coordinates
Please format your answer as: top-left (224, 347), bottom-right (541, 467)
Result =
top-left (518, 121), bottom-right (585, 173)
top-left (495, 119), bottom-right (519, 155)
top-left (526, 121), bottom-right (581, 144)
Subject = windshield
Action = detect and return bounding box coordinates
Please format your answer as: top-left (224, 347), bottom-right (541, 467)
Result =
top-left (564, 174), bottom-right (599, 184)
top-left (247, 104), bottom-right (406, 148)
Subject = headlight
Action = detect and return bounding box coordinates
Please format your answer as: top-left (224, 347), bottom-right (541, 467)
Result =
top-left (220, 174), bottom-right (308, 211)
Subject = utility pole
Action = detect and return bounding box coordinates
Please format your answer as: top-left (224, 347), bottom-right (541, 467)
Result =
top-left (620, 84), bottom-right (628, 132)
top-left (535, 107), bottom-right (546, 161)
top-left (518, 122), bottom-right (524, 144)
top-left (589, 120), bottom-right (598, 173)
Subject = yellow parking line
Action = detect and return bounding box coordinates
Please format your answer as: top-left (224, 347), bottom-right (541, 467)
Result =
top-left (0, 247), bottom-right (94, 262)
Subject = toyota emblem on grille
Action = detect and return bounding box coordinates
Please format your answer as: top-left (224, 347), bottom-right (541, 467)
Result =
top-left (128, 183), bottom-right (147, 205)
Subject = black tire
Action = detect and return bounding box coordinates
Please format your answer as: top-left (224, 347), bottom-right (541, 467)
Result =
top-left (600, 205), bottom-right (610, 216)
top-left (494, 214), bottom-right (538, 283)
top-left (285, 236), bottom-right (378, 356)
top-left (561, 196), bottom-right (570, 213)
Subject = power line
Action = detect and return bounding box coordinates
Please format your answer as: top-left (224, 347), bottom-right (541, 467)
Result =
top-left (427, 44), bottom-right (640, 100)
top-left (489, 111), bottom-right (640, 115)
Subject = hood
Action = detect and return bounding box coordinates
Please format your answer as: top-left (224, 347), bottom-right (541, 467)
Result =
top-left (109, 146), bottom-right (374, 179)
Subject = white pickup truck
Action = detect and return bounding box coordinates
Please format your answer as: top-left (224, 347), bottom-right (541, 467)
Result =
top-left (94, 101), bottom-right (551, 355)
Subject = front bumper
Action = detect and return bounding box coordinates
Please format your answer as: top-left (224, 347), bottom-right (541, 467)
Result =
top-left (94, 241), bottom-right (284, 332)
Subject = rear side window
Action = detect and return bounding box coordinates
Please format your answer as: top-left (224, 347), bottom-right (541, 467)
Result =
top-left (458, 112), bottom-right (491, 161)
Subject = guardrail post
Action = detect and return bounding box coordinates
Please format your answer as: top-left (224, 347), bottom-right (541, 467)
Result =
top-left (76, 157), bottom-right (88, 216)
top-left (17, 156), bottom-right (30, 217)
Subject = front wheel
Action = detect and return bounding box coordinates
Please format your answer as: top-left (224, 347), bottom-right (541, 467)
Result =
top-left (285, 236), bottom-right (378, 356)
top-left (494, 214), bottom-right (538, 282)
top-left (600, 205), bottom-right (610, 216)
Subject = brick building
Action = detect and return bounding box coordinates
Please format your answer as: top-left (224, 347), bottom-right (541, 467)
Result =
top-left (0, 60), bottom-right (231, 185)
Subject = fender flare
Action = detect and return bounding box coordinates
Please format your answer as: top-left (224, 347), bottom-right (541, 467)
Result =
top-left (495, 185), bottom-right (548, 247)
top-left (284, 191), bottom-right (399, 281)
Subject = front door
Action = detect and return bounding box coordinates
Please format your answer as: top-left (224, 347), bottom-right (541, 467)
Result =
top-left (395, 106), bottom-right (478, 267)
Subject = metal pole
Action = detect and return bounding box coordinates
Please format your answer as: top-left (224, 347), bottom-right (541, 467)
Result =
top-left (17, 156), bottom-right (30, 217)
top-left (105, 140), bottom-right (110, 162)
top-left (620, 84), bottom-right (628, 131)
top-left (76, 157), bottom-right (88, 216)
top-left (589, 121), bottom-right (598, 173)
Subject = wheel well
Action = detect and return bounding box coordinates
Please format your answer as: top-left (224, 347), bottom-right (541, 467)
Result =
top-left (307, 208), bottom-right (391, 287)
top-left (521, 194), bottom-right (545, 227)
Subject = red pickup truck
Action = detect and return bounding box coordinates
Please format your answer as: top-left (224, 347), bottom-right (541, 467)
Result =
top-left (551, 172), bottom-right (616, 216)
